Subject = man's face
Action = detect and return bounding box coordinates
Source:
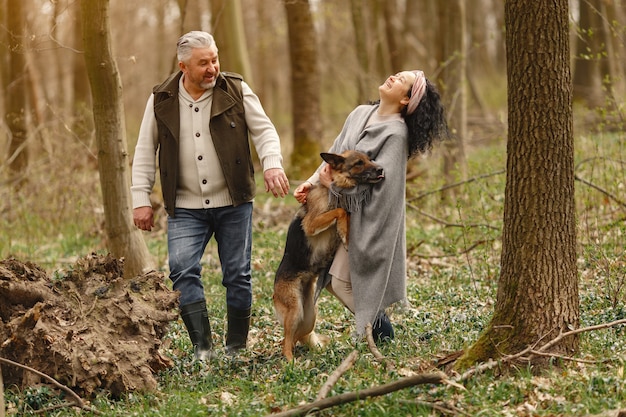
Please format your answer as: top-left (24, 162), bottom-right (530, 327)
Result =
top-left (180, 45), bottom-right (220, 95)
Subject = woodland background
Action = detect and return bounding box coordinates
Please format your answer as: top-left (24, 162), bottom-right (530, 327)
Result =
top-left (1, 0), bottom-right (626, 416)
top-left (1, 0), bottom-right (625, 266)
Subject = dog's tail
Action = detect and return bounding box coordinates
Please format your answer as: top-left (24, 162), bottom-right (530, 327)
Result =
top-left (314, 266), bottom-right (332, 303)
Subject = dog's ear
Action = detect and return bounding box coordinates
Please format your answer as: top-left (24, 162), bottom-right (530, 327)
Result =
top-left (320, 152), bottom-right (345, 169)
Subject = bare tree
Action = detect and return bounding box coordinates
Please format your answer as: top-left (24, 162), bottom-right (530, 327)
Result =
top-left (572, 0), bottom-right (605, 107)
top-left (369, 0), bottom-right (391, 79)
top-left (211, 0), bottom-right (252, 82)
top-left (80, 0), bottom-right (154, 278)
top-left (2, 0), bottom-right (28, 188)
top-left (381, 0), bottom-right (403, 72)
top-left (283, 0), bottom-right (322, 178)
top-left (457, 0), bottom-right (579, 368)
top-left (350, 0), bottom-right (370, 104)
top-left (439, 0), bottom-right (467, 192)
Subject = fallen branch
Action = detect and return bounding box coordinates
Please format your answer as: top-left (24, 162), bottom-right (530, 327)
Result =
top-left (536, 318), bottom-right (626, 354)
top-left (527, 350), bottom-right (609, 364)
top-left (0, 356), bottom-right (101, 415)
top-left (455, 318), bottom-right (626, 382)
top-left (267, 372), bottom-right (446, 417)
top-left (365, 323), bottom-right (394, 371)
top-left (316, 350), bottom-right (358, 401)
top-left (364, 323), bottom-right (383, 361)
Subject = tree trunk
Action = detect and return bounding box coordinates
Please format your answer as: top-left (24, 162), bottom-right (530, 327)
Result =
top-left (211, 0), bottom-right (252, 82)
top-left (71, 4), bottom-right (94, 146)
top-left (177, 0), bottom-right (204, 34)
top-left (439, 0), bottom-right (467, 196)
top-left (597, 0), bottom-right (626, 106)
top-left (381, 0), bottom-right (403, 72)
top-left (572, 0), bottom-right (604, 107)
top-left (3, 0), bottom-right (29, 188)
top-left (350, 0), bottom-right (370, 104)
top-left (283, 0), bottom-right (322, 178)
top-left (457, 0), bottom-right (579, 369)
top-left (80, 0), bottom-right (154, 278)
top-left (370, 0), bottom-right (391, 80)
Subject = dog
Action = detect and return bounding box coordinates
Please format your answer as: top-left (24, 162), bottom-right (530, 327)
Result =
top-left (273, 150), bottom-right (384, 361)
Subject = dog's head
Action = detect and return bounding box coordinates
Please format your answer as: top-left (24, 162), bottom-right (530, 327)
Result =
top-left (321, 150), bottom-right (384, 189)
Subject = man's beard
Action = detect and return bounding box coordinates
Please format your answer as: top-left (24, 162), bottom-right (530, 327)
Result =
top-left (200, 80), bottom-right (216, 89)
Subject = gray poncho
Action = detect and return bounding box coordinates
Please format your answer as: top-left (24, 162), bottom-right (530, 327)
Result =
top-left (325, 104), bottom-right (409, 336)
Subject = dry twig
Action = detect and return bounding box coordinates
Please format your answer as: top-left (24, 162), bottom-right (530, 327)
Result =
top-left (537, 318), bottom-right (626, 354)
top-left (365, 323), bottom-right (384, 361)
top-left (316, 350), bottom-right (359, 401)
top-left (364, 322), bottom-right (395, 371)
top-left (454, 318), bottom-right (626, 382)
top-left (267, 372), bottom-right (446, 417)
top-left (0, 356), bottom-right (101, 415)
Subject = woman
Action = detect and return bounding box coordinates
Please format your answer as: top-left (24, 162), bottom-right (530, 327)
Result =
top-left (294, 70), bottom-right (448, 343)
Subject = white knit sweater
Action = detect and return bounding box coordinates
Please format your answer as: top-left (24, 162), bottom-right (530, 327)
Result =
top-left (131, 76), bottom-right (284, 210)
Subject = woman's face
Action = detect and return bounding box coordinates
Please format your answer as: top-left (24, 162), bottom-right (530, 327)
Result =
top-left (378, 71), bottom-right (417, 106)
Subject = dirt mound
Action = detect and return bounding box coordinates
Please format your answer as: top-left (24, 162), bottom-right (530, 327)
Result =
top-left (0, 253), bottom-right (179, 397)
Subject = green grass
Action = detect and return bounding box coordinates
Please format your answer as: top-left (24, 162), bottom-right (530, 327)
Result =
top-left (2, 129), bottom-right (626, 416)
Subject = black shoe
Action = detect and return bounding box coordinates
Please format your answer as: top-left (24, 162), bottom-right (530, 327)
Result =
top-left (225, 306), bottom-right (251, 355)
top-left (372, 311), bottom-right (394, 344)
top-left (180, 301), bottom-right (214, 361)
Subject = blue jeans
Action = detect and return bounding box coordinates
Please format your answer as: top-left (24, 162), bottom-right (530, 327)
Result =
top-left (167, 204), bottom-right (253, 310)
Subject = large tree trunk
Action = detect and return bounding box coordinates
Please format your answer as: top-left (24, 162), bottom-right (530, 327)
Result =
top-left (80, 0), bottom-right (154, 278)
top-left (283, 0), bottom-right (322, 178)
top-left (457, 0), bottom-right (579, 369)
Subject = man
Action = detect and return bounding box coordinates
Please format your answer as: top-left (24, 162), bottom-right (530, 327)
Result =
top-left (131, 31), bottom-right (290, 360)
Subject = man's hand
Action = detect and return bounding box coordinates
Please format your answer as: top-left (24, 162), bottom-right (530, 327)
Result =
top-left (133, 206), bottom-right (154, 231)
top-left (264, 168), bottom-right (290, 198)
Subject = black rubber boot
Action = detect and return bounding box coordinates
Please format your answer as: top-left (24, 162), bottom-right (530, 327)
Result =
top-left (180, 301), bottom-right (214, 361)
top-left (372, 311), bottom-right (394, 344)
top-left (225, 306), bottom-right (251, 355)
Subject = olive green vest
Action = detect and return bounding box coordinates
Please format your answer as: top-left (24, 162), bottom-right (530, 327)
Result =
top-left (152, 72), bottom-right (255, 216)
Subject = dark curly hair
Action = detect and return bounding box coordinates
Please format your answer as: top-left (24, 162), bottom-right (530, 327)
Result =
top-left (369, 78), bottom-right (449, 159)
top-left (402, 79), bottom-right (449, 158)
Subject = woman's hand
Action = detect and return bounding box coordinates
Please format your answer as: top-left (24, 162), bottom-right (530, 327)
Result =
top-left (319, 164), bottom-right (334, 188)
top-left (294, 181), bottom-right (312, 204)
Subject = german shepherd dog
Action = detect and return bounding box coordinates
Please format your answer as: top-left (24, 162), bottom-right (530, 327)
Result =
top-left (273, 150), bottom-right (384, 360)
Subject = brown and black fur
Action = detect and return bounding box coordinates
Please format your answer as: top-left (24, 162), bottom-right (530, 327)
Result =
top-left (273, 150), bottom-right (384, 361)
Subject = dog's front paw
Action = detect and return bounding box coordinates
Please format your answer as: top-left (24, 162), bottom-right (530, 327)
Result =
top-left (302, 332), bottom-right (330, 350)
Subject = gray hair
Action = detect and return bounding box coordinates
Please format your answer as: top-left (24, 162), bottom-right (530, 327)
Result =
top-left (176, 31), bottom-right (217, 63)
